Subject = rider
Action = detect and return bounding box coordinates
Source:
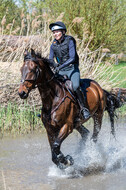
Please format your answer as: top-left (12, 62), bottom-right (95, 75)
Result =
top-left (49, 21), bottom-right (90, 120)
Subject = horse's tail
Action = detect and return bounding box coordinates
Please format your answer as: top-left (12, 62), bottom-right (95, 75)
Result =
top-left (104, 89), bottom-right (123, 110)
top-left (103, 89), bottom-right (123, 136)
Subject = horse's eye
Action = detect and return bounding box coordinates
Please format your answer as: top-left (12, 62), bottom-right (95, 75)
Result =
top-left (30, 69), bottom-right (36, 73)
top-left (20, 79), bottom-right (24, 83)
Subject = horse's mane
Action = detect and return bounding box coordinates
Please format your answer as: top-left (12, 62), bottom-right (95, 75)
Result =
top-left (40, 57), bottom-right (52, 68)
top-left (38, 55), bottom-right (54, 72)
top-left (24, 50), bottom-right (53, 71)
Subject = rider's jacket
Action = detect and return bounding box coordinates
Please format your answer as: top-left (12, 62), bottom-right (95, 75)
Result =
top-left (49, 35), bottom-right (79, 69)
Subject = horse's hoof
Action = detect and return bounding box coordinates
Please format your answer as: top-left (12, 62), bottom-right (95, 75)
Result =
top-left (57, 163), bottom-right (67, 170)
top-left (57, 155), bottom-right (74, 170)
top-left (65, 155), bottom-right (74, 166)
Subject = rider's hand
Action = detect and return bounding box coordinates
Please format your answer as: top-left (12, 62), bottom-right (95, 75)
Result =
top-left (54, 66), bottom-right (60, 74)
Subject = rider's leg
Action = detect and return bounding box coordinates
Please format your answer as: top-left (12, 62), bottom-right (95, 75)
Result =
top-left (59, 66), bottom-right (90, 120)
top-left (75, 87), bottom-right (90, 119)
top-left (70, 66), bottom-right (90, 120)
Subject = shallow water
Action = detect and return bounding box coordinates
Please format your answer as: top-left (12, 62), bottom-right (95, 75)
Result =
top-left (0, 117), bottom-right (126, 190)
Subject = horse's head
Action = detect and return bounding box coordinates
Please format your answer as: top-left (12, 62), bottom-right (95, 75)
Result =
top-left (18, 49), bottom-right (42, 99)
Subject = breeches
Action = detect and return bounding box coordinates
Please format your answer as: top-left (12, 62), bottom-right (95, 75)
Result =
top-left (59, 65), bottom-right (80, 91)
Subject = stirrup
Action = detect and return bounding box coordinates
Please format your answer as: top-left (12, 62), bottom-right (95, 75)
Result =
top-left (81, 107), bottom-right (90, 120)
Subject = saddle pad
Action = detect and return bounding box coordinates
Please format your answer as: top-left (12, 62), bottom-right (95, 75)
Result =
top-left (80, 79), bottom-right (92, 99)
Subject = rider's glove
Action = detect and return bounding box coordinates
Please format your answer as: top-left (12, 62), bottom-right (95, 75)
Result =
top-left (54, 66), bottom-right (60, 74)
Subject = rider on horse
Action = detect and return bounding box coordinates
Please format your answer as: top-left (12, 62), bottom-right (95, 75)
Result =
top-left (49, 21), bottom-right (90, 120)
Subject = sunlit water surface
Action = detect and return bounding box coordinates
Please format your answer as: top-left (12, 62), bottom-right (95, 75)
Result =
top-left (0, 117), bottom-right (126, 190)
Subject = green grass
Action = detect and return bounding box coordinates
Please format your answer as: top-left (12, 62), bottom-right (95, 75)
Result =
top-left (0, 103), bottom-right (44, 137)
top-left (112, 61), bottom-right (126, 88)
top-left (111, 61), bottom-right (126, 115)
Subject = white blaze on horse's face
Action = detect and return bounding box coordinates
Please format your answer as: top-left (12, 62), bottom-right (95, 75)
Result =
top-left (20, 61), bottom-right (30, 83)
top-left (19, 59), bottom-right (39, 99)
top-left (21, 60), bottom-right (38, 84)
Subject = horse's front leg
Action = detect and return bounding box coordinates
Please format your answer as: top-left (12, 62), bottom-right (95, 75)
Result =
top-left (47, 124), bottom-right (74, 169)
top-left (76, 124), bottom-right (90, 141)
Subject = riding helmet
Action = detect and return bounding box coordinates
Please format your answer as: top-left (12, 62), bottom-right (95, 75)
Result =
top-left (49, 21), bottom-right (67, 32)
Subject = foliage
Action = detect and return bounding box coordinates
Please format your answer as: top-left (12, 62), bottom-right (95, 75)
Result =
top-left (31, 0), bottom-right (126, 53)
top-left (0, 0), bottom-right (125, 52)
top-left (0, 0), bottom-right (22, 33)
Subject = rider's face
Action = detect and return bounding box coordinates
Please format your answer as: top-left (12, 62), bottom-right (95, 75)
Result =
top-left (53, 30), bottom-right (63, 41)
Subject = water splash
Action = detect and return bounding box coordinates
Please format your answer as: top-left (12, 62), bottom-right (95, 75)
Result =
top-left (48, 124), bottom-right (126, 178)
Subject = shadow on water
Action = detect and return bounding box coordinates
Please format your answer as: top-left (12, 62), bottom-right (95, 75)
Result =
top-left (0, 117), bottom-right (126, 190)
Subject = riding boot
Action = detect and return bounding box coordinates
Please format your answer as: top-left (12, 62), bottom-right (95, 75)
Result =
top-left (75, 87), bottom-right (90, 120)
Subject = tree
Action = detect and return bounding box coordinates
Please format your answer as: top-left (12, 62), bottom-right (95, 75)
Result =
top-left (0, 0), bottom-right (23, 35)
top-left (33, 0), bottom-right (126, 53)
top-left (0, 0), bottom-right (125, 52)
top-left (0, 0), bottom-right (21, 24)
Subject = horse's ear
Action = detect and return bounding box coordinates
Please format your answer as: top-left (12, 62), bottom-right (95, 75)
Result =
top-left (24, 49), bottom-right (28, 56)
top-left (31, 48), bottom-right (36, 57)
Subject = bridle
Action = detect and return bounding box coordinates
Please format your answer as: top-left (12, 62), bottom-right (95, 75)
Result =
top-left (21, 57), bottom-right (55, 89)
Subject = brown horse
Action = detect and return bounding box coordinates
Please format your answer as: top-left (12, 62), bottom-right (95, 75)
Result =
top-left (18, 49), bottom-right (122, 169)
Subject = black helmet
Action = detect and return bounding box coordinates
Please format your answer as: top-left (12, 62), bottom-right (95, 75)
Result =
top-left (49, 21), bottom-right (67, 32)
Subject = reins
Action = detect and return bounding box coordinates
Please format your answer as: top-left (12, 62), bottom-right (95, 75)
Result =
top-left (34, 75), bottom-right (55, 89)
top-left (49, 86), bottom-right (76, 116)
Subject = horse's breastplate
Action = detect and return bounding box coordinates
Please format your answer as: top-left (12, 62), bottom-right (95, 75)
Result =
top-left (52, 37), bottom-right (70, 65)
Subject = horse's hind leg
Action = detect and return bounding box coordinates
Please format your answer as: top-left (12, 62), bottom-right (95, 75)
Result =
top-left (107, 108), bottom-right (115, 137)
top-left (92, 111), bottom-right (103, 143)
top-left (76, 125), bottom-right (90, 142)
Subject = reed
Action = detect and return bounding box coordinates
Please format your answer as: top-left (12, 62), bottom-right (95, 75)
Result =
top-left (0, 103), bottom-right (44, 136)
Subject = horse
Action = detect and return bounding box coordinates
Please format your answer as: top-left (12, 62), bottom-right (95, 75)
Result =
top-left (18, 49), bottom-right (122, 169)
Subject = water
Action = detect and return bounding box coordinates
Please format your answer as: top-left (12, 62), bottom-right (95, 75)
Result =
top-left (0, 118), bottom-right (126, 190)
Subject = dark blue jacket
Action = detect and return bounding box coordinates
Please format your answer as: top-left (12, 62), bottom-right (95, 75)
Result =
top-left (49, 35), bottom-right (79, 70)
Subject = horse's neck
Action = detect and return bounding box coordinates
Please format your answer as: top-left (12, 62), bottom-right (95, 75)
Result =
top-left (38, 76), bottom-right (63, 109)
top-left (37, 61), bottom-right (64, 109)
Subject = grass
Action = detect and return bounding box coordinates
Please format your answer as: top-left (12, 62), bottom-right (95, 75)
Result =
top-left (111, 61), bottom-right (126, 88)
top-left (0, 103), bottom-right (44, 137)
top-left (110, 61), bottom-right (126, 115)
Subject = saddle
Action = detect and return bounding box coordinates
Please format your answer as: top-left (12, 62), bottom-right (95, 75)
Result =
top-left (55, 74), bottom-right (91, 100)
top-left (55, 74), bottom-right (75, 97)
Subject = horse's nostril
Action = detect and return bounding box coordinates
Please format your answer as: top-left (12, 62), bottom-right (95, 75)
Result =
top-left (18, 91), bottom-right (24, 96)
top-left (18, 91), bottom-right (27, 99)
